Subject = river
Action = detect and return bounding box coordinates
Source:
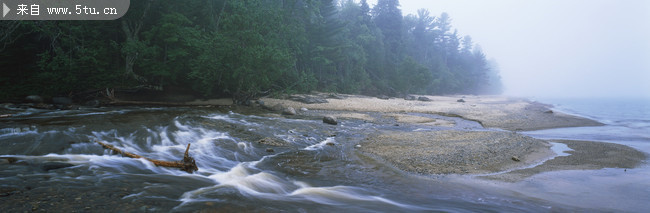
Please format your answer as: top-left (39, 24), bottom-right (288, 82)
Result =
top-left (0, 100), bottom-right (648, 212)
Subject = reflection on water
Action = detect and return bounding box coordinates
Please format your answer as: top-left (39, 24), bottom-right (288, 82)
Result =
top-left (0, 106), bottom-right (647, 211)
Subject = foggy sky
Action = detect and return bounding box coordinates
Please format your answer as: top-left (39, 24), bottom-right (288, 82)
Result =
top-left (367, 0), bottom-right (650, 98)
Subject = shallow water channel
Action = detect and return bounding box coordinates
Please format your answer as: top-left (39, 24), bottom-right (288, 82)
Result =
top-left (0, 106), bottom-right (642, 212)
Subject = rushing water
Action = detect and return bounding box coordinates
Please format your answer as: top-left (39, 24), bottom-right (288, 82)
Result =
top-left (0, 99), bottom-right (648, 212)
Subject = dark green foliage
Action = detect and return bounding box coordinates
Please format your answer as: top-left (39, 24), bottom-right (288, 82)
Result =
top-left (0, 0), bottom-right (501, 101)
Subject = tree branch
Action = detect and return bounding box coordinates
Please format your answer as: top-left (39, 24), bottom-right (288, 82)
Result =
top-left (96, 140), bottom-right (198, 173)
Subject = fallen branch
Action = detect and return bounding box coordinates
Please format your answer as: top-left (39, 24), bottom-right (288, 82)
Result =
top-left (96, 140), bottom-right (198, 173)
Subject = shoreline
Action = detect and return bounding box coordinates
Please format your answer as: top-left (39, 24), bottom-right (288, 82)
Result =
top-left (257, 93), bottom-right (644, 180)
top-left (2, 93), bottom-right (644, 181)
top-left (259, 93), bottom-right (604, 131)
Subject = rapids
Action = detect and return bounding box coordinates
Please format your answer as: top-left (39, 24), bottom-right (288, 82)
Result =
top-left (0, 106), bottom-right (637, 212)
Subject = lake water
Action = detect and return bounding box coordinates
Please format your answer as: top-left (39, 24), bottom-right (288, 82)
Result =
top-left (0, 98), bottom-right (648, 212)
top-left (515, 97), bottom-right (650, 212)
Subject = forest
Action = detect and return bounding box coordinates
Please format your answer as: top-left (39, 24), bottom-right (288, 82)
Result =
top-left (0, 0), bottom-right (502, 103)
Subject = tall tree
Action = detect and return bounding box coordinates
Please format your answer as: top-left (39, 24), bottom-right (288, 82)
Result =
top-left (121, 0), bottom-right (154, 84)
top-left (373, 0), bottom-right (403, 55)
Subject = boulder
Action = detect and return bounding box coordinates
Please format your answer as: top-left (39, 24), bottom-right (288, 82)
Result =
top-left (457, 99), bottom-right (465, 103)
top-left (323, 116), bottom-right (338, 125)
top-left (52, 97), bottom-right (73, 105)
top-left (300, 107), bottom-right (308, 112)
top-left (418, 96), bottom-right (432, 102)
top-left (24, 95), bottom-right (43, 103)
top-left (258, 137), bottom-right (288, 146)
top-left (404, 95), bottom-right (417, 101)
top-left (282, 107), bottom-right (297, 115)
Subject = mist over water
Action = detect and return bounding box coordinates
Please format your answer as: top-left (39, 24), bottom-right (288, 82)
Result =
top-left (383, 0), bottom-right (650, 98)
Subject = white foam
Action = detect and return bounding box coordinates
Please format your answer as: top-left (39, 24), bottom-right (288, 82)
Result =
top-left (304, 137), bottom-right (336, 151)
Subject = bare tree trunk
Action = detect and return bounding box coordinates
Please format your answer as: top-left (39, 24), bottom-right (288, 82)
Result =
top-left (96, 140), bottom-right (198, 173)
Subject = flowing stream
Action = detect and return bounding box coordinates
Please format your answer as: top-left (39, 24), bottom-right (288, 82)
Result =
top-left (0, 106), bottom-right (643, 212)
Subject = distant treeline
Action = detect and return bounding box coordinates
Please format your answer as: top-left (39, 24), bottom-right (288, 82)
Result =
top-left (0, 0), bottom-right (502, 101)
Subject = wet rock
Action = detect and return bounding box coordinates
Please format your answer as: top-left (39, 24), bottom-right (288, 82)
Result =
top-left (418, 96), bottom-right (432, 102)
top-left (24, 95), bottom-right (43, 103)
top-left (457, 99), bottom-right (465, 103)
top-left (42, 162), bottom-right (74, 171)
top-left (1, 157), bottom-right (18, 164)
top-left (0, 187), bottom-right (20, 197)
top-left (326, 142), bottom-right (336, 146)
top-left (52, 97), bottom-right (73, 105)
top-left (300, 107), bottom-right (308, 112)
top-left (289, 95), bottom-right (328, 104)
top-left (84, 100), bottom-right (101, 108)
top-left (0, 103), bottom-right (14, 109)
top-left (54, 104), bottom-right (78, 110)
top-left (511, 156), bottom-right (521, 162)
top-left (17, 103), bottom-right (32, 109)
top-left (265, 148), bottom-right (275, 153)
top-left (327, 94), bottom-right (345, 99)
top-left (323, 116), bottom-right (338, 125)
top-left (33, 103), bottom-right (55, 109)
top-left (377, 95), bottom-right (390, 100)
top-left (258, 137), bottom-right (288, 146)
top-left (404, 95), bottom-right (417, 101)
top-left (544, 110), bottom-right (554, 114)
top-left (282, 107), bottom-right (297, 115)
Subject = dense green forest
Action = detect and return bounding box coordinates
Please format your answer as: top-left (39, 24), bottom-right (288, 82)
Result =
top-left (0, 0), bottom-right (502, 102)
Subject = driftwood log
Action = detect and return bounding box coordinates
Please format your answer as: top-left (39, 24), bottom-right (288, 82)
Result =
top-left (96, 140), bottom-right (198, 173)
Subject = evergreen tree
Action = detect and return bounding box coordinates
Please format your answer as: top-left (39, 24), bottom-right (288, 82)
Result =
top-left (0, 0), bottom-right (501, 100)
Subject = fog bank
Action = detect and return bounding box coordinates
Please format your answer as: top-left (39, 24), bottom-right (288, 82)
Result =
top-left (370, 0), bottom-right (650, 98)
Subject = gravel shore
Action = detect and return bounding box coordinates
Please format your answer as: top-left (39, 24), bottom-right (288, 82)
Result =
top-left (483, 140), bottom-right (647, 181)
top-left (262, 93), bottom-right (644, 179)
top-left (358, 130), bottom-right (554, 175)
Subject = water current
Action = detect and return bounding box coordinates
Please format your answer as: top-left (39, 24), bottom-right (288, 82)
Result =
top-left (0, 100), bottom-right (648, 212)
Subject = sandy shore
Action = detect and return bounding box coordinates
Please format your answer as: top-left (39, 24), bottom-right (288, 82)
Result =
top-left (260, 93), bottom-right (645, 180)
top-left (261, 94), bottom-right (602, 131)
